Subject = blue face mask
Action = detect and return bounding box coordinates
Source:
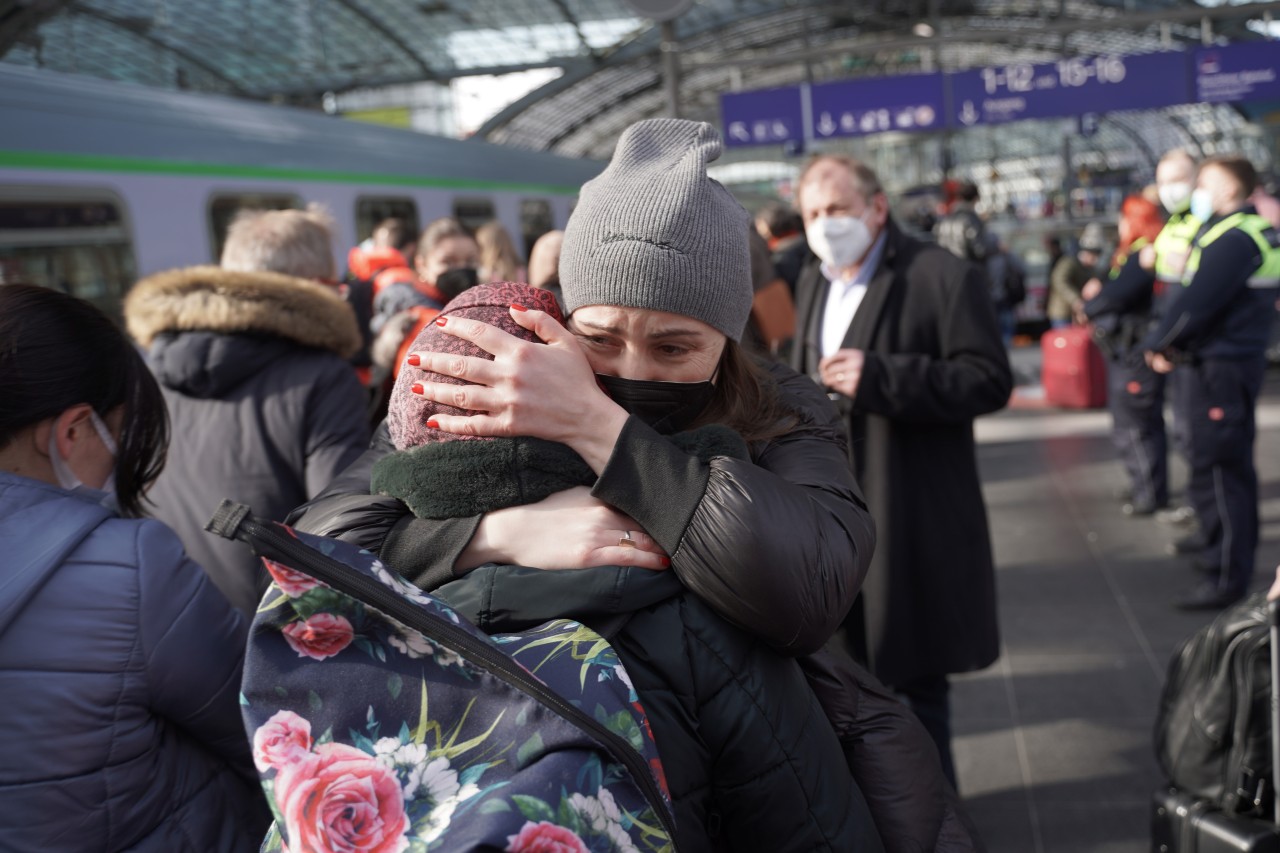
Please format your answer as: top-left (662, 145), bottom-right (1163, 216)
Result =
top-left (49, 410), bottom-right (119, 508)
top-left (1189, 188), bottom-right (1215, 223)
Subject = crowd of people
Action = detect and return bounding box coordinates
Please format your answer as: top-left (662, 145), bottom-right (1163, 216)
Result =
top-left (1, 113), bottom-right (1277, 851)
top-left (1062, 149), bottom-right (1280, 611)
top-left (905, 149), bottom-right (1280, 615)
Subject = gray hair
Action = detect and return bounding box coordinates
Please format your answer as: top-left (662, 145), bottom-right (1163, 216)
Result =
top-left (795, 154), bottom-right (885, 208)
top-left (1159, 148), bottom-right (1198, 170)
top-left (220, 204), bottom-right (336, 280)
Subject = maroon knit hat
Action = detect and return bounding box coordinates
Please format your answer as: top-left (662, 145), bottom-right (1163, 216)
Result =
top-left (387, 282), bottom-right (564, 449)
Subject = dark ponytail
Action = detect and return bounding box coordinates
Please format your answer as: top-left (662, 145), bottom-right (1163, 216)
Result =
top-left (0, 284), bottom-right (169, 516)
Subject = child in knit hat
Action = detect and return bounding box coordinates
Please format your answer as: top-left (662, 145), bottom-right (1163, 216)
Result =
top-left (385, 282), bottom-right (561, 450)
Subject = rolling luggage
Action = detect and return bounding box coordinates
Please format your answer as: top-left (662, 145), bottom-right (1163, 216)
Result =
top-left (1041, 326), bottom-right (1107, 408)
top-left (1149, 600), bottom-right (1280, 852)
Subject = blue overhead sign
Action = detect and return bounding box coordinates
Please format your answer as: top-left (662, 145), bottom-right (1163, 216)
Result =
top-left (1195, 41), bottom-right (1280, 104)
top-left (948, 51), bottom-right (1189, 127)
top-left (810, 73), bottom-right (946, 138)
top-left (719, 42), bottom-right (1279, 145)
top-left (721, 86), bottom-right (804, 148)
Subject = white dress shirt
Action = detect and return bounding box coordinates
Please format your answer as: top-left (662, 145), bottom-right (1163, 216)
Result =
top-left (820, 231), bottom-right (888, 358)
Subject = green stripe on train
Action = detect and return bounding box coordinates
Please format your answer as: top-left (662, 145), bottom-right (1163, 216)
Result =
top-left (0, 149), bottom-right (582, 195)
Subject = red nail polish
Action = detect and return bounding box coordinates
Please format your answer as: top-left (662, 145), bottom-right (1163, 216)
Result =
top-left (510, 303), bottom-right (528, 312)
top-left (411, 383), bottom-right (424, 395)
top-left (435, 316), bottom-right (447, 326)
top-left (660, 557), bottom-right (671, 568)
top-left (426, 419), bottom-right (440, 429)
top-left (406, 354), bottom-right (420, 366)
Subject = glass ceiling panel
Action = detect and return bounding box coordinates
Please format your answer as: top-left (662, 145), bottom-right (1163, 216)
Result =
top-left (2, 0), bottom-right (1273, 176)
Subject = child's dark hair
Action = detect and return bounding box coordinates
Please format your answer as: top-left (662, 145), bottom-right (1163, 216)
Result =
top-left (0, 284), bottom-right (169, 516)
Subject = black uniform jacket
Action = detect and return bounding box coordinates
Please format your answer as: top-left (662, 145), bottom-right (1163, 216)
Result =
top-left (790, 219), bottom-right (1013, 686)
top-left (1143, 205), bottom-right (1280, 362)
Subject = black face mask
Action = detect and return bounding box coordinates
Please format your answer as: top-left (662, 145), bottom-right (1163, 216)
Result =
top-left (596, 373), bottom-right (716, 435)
top-left (435, 266), bottom-right (479, 301)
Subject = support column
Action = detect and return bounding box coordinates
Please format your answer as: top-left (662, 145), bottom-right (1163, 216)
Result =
top-left (661, 20), bottom-right (681, 119)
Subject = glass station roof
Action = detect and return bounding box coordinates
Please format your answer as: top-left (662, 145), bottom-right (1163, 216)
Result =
top-left (2, 0), bottom-right (1276, 182)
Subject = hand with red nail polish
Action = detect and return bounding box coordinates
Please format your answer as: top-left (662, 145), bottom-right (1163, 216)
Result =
top-left (423, 301), bottom-right (627, 472)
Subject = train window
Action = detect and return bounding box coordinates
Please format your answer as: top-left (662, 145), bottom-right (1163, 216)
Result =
top-left (0, 191), bottom-right (137, 322)
top-left (519, 199), bottom-right (554, 256)
top-left (355, 197), bottom-right (419, 247)
top-left (452, 197), bottom-right (495, 233)
top-left (208, 193), bottom-right (300, 262)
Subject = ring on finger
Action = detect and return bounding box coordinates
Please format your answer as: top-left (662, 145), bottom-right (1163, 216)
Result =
top-left (618, 531), bottom-right (637, 548)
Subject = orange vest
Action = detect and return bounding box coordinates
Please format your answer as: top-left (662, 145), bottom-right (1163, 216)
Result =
top-left (347, 246), bottom-right (407, 282)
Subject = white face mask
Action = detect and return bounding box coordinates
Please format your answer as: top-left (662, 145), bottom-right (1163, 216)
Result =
top-left (1158, 181), bottom-right (1192, 214)
top-left (49, 409), bottom-right (118, 497)
top-left (807, 214), bottom-right (875, 271)
top-left (1189, 188), bottom-right (1216, 223)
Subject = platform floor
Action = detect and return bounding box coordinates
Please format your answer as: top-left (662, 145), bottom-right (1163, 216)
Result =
top-left (953, 348), bottom-right (1280, 853)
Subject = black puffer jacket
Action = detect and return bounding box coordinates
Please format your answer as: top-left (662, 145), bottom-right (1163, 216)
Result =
top-left (290, 360), bottom-right (875, 656)
top-left (439, 561), bottom-right (884, 853)
top-left (125, 266), bottom-right (371, 613)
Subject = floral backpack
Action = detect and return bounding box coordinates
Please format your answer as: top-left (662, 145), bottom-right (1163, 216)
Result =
top-left (206, 500), bottom-right (676, 853)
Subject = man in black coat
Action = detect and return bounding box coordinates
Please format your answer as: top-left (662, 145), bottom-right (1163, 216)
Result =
top-left (788, 154), bottom-right (1013, 787)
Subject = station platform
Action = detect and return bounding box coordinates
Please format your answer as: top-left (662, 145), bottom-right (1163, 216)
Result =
top-left (953, 346), bottom-right (1280, 852)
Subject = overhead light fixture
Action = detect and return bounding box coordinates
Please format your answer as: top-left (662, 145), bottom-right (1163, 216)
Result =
top-left (912, 22), bottom-right (935, 38)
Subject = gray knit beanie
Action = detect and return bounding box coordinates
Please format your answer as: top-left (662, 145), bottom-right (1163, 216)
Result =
top-left (560, 119), bottom-right (753, 341)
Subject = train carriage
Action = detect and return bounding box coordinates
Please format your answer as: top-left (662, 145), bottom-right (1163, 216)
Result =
top-left (0, 65), bottom-right (602, 319)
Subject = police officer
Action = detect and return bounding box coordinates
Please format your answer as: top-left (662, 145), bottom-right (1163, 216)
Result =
top-left (1081, 194), bottom-right (1168, 516)
top-left (1147, 150), bottom-right (1203, 529)
top-left (1142, 155), bottom-right (1280, 610)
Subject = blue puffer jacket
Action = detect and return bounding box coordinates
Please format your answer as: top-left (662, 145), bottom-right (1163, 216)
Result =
top-left (0, 472), bottom-right (268, 851)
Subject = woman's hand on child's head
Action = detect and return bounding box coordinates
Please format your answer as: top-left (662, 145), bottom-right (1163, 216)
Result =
top-left (408, 306), bottom-right (630, 473)
top-left (457, 487), bottom-right (670, 573)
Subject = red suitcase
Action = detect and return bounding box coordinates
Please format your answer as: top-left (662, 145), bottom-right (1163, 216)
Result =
top-left (1041, 326), bottom-right (1107, 408)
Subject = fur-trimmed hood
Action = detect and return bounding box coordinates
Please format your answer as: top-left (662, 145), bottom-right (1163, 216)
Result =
top-left (125, 265), bottom-right (361, 359)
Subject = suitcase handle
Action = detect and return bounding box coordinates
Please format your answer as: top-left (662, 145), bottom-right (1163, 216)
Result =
top-left (1270, 599), bottom-right (1279, 826)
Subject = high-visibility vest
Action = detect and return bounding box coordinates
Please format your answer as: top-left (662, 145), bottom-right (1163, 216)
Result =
top-left (1108, 236), bottom-right (1151, 280)
top-left (1153, 207), bottom-right (1202, 284)
top-left (1183, 211), bottom-right (1280, 291)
